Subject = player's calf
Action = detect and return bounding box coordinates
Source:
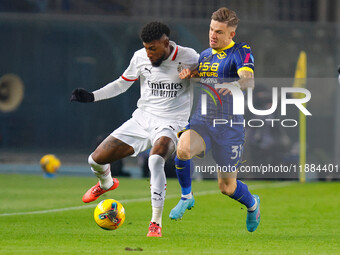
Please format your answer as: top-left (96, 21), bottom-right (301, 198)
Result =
top-left (149, 155), bottom-right (167, 227)
top-left (218, 179), bottom-right (237, 196)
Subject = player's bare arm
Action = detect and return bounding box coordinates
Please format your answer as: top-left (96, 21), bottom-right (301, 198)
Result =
top-left (238, 69), bottom-right (254, 90)
top-left (217, 70), bottom-right (254, 96)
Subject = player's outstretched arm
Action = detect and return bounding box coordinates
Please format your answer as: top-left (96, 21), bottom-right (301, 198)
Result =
top-left (217, 70), bottom-right (254, 96)
top-left (70, 88), bottom-right (94, 103)
top-left (237, 70), bottom-right (254, 90)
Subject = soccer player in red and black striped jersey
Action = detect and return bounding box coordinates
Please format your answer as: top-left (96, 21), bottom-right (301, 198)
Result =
top-left (169, 7), bottom-right (261, 232)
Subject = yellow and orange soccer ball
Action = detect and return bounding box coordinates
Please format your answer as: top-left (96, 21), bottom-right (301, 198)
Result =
top-left (94, 199), bottom-right (125, 230)
top-left (40, 154), bottom-right (61, 174)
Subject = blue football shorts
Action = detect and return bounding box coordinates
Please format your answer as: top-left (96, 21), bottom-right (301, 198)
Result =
top-left (179, 115), bottom-right (245, 168)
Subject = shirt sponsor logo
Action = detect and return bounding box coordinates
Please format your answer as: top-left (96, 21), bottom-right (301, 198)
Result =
top-left (147, 80), bottom-right (183, 98)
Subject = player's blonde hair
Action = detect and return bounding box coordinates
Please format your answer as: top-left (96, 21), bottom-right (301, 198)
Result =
top-left (211, 7), bottom-right (239, 28)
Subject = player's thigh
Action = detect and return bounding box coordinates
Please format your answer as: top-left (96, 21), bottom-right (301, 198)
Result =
top-left (149, 123), bottom-right (181, 159)
top-left (91, 135), bottom-right (134, 164)
top-left (212, 124), bottom-right (244, 182)
top-left (109, 112), bottom-right (151, 157)
top-left (211, 124), bottom-right (244, 168)
top-left (177, 129), bottom-right (205, 160)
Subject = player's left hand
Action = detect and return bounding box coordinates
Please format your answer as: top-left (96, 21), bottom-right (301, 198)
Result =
top-left (217, 81), bottom-right (242, 95)
top-left (217, 87), bottom-right (232, 96)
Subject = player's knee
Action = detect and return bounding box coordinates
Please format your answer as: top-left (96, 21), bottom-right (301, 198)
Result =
top-left (176, 133), bottom-right (192, 160)
top-left (176, 147), bottom-right (191, 160)
top-left (152, 137), bottom-right (175, 159)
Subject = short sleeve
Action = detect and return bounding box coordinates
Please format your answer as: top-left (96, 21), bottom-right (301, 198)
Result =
top-left (188, 48), bottom-right (200, 66)
top-left (234, 44), bottom-right (254, 76)
top-left (121, 52), bottom-right (140, 82)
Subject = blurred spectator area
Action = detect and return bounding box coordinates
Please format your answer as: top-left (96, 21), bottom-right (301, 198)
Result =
top-left (0, 0), bottom-right (339, 178)
top-left (0, 0), bottom-right (340, 22)
top-left (0, 0), bottom-right (130, 14)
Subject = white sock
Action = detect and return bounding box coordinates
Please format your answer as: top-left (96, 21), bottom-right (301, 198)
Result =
top-left (148, 154), bottom-right (166, 226)
top-left (88, 154), bottom-right (113, 190)
top-left (151, 207), bottom-right (163, 226)
top-left (182, 192), bottom-right (193, 199)
top-left (248, 198), bottom-right (257, 212)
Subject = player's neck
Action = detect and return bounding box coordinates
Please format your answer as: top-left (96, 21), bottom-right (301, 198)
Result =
top-left (212, 40), bottom-right (235, 54)
top-left (165, 45), bottom-right (174, 60)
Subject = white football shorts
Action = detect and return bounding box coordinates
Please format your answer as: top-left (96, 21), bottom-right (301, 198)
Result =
top-left (111, 108), bottom-right (187, 157)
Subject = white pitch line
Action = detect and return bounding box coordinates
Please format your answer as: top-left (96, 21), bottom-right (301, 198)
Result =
top-left (0, 181), bottom-right (294, 217)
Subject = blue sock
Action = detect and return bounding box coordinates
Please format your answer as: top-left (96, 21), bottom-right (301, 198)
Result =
top-left (175, 156), bottom-right (192, 197)
top-left (229, 180), bottom-right (255, 209)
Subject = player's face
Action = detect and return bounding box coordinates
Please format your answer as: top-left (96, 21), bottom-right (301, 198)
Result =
top-left (209, 19), bottom-right (236, 50)
top-left (143, 39), bottom-right (169, 67)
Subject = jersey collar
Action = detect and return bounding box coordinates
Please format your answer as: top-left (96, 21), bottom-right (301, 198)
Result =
top-left (212, 40), bottom-right (235, 55)
top-left (165, 41), bottom-right (178, 62)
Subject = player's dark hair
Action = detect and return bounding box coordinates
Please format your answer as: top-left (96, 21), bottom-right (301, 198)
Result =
top-left (212, 7), bottom-right (239, 27)
top-left (140, 21), bottom-right (170, 43)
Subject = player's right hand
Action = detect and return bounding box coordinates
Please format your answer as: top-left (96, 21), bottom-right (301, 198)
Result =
top-left (70, 88), bottom-right (94, 103)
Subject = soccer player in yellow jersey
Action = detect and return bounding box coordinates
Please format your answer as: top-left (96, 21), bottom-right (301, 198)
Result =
top-left (170, 7), bottom-right (261, 232)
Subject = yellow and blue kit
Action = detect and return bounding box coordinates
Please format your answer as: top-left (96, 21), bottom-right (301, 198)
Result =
top-left (189, 40), bottom-right (254, 167)
top-left (175, 40), bottom-right (257, 212)
top-left (193, 40), bottom-right (254, 121)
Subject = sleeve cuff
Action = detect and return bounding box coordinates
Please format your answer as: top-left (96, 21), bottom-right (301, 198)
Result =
top-left (237, 67), bottom-right (254, 76)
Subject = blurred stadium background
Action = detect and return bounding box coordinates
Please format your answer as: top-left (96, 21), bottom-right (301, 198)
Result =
top-left (0, 0), bottom-right (339, 180)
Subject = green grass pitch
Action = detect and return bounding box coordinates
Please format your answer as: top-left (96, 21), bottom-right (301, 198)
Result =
top-left (0, 174), bottom-right (339, 254)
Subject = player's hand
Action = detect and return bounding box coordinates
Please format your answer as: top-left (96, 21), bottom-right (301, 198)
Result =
top-left (179, 68), bottom-right (192, 79)
top-left (190, 69), bottom-right (199, 78)
top-left (179, 69), bottom-right (200, 80)
top-left (70, 88), bottom-right (94, 103)
top-left (217, 81), bottom-right (241, 96)
top-left (217, 83), bottom-right (232, 96)
top-left (217, 87), bottom-right (232, 96)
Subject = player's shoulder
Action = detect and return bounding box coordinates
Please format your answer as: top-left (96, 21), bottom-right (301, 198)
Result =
top-left (176, 44), bottom-right (199, 59)
top-left (234, 42), bottom-right (252, 51)
top-left (201, 48), bottom-right (212, 56)
top-left (177, 44), bottom-right (197, 54)
top-left (129, 48), bottom-right (150, 66)
top-left (133, 48), bottom-right (148, 59)
top-left (198, 48), bottom-right (213, 62)
top-left (199, 48), bottom-right (213, 59)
